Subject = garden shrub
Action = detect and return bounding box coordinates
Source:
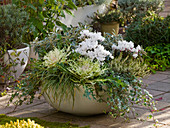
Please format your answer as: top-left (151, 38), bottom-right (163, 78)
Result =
top-left (0, 4), bottom-right (29, 49)
top-left (144, 43), bottom-right (170, 73)
top-left (12, 0), bottom-right (77, 42)
top-left (125, 13), bottom-right (170, 48)
top-left (118, 0), bottom-right (163, 24)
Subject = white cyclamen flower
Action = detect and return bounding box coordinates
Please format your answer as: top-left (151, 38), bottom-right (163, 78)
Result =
top-left (133, 53), bottom-right (138, 58)
top-left (75, 30), bottom-right (113, 63)
top-left (112, 40), bottom-right (143, 58)
top-left (136, 45), bottom-right (141, 51)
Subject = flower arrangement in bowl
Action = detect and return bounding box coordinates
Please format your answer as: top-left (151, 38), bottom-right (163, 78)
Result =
top-left (10, 25), bottom-right (156, 119)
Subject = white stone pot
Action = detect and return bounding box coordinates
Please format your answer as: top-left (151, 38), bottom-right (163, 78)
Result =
top-left (61, 4), bottom-right (106, 27)
top-left (0, 45), bottom-right (30, 83)
top-left (44, 86), bottom-right (109, 116)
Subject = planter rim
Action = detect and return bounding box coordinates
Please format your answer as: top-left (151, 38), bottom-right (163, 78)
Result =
top-left (7, 43), bottom-right (29, 52)
top-left (101, 21), bottom-right (119, 25)
top-left (77, 4), bottom-right (104, 8)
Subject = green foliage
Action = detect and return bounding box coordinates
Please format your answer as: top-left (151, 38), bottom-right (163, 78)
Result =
top-left (111, 52), bottom-right (150, 78)
top-left (34, 24), bottom-right (91, 58)
top-left (118, 0), bottom-right (163, 23)
top-left (0, 43), bottom-right (29, 83)
top-left (144, 44), bottom-right (170, 72)
top-left (101, 33), bottom-right (123, 51)
top-left (97, 71), bottom-right (155, 118)
top-left (12, 0), bottom-right (77, 42)
top-left (0, 4), bottom-right (29, 49)
top-left (68, 58), bottom-right (105, 80)
top-left (91, 6), bottom-right (123, 24)
top-left (125, 13), bottom-right (170, 48)
top-left (0, 114), bottom-right (89, 128)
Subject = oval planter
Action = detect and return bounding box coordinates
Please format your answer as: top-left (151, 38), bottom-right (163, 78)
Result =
top-left (43, 86), bottom-right (109, 116)
top-left (61, 4), bottom-right (106, 27)
top-left (0, 45), bottom-right (30, 83)
top-left (101, 22), bottom-right (119, 35)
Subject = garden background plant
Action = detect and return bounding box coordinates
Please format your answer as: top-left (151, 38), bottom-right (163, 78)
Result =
top-left (125, 13), bottom-right (170, 72)
top-left (118, 0), bottom-right (164, 25)
top-left (12, 0), bottom-right (77, 42)
top-left (125, 13), bottom-right (170, 48)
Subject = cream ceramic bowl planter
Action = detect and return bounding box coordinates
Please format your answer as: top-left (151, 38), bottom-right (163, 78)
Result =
top-left (61, 4), bottom-right (106, 27)
top-left (43, 86), bottom-right (109, 116)
top-left (0, 44), bottom-right (30, 83)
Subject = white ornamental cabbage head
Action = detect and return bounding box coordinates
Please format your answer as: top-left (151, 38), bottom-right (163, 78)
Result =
top-left (75, 30), bottom-right (113, 63)
top-left (112, 40), bottom-right (142, 58)
top-left (43, 48), bottom-right (69, 67)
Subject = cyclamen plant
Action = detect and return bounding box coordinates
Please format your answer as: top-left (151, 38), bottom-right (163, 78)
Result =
top-left (75, 30), bottom-right (113, 62)
top-left (112, 40), bottom-right (143, 58)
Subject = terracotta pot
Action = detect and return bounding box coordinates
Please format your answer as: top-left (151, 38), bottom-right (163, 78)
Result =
top-left (43, 86), bottom-right (109, 116)
top-left (101, 22), bottom-right (119, 35)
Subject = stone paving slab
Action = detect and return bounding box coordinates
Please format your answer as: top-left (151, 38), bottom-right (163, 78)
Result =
top-left (38, 110), bottom-right (128, 127)
top-left (157, 71), bottom-right (170, 75)
top-left (147, 89), bottom-right (165, 97)
top-left (109, 120), bottom-right (156, 128)
top-left (7, 110), bottom-right (46, 118)
top-left (0, 105), bottom-right (15, 114)
top-left (16, 103), bottom-right (58, 115)
top-left (0, 95), bottom-right (46, 115)
top-left (143, 73), bottom-right (169, 82)
top-left (154, 93), bottom-right (170, 103)
top-left (155, 101), bottom-right (170, 110)
top-left (147, 82), bottom-right (170, 92)
top-left (161, 79), bottom-right (170, 84)
top-left (142, 79), bottom-right (157, 85)
top-left (0, 94), bottom-right (45, 107)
